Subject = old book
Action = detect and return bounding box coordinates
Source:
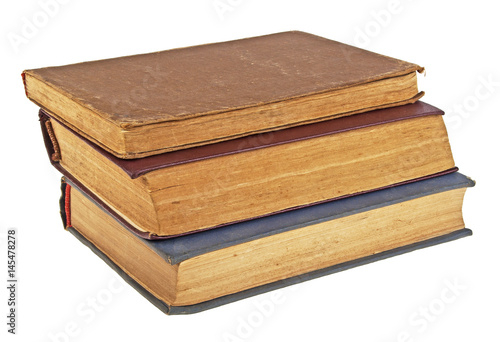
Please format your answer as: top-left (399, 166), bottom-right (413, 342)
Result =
top-left (41, 101), bottom-right (456, 238)
top-left (23, 31), bottom-right (424, 158)
top-left (61, 172), bottom-right (474, 314)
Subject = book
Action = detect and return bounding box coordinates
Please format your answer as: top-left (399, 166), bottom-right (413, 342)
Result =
top-left (61, 172), bottom-right (474, 314)
top-left (41, 101), bottom-right (456, 238)
top-left (23, 31), bottom-right (424, 158)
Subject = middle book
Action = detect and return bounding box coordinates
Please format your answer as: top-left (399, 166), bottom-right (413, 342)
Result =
top-left (39, 101), bottom-right (455, 238)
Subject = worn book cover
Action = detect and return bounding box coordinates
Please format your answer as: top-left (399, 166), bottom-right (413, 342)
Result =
top-left (23, 31), bottom-right (424, 158)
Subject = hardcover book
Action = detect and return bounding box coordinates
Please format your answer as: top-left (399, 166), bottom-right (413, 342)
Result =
top-left (61, 172), bottom-right (474, 314)
top-left (42, 101), bottom-right (456, 238)
top-left (23, 31), bottom-right (424, 158)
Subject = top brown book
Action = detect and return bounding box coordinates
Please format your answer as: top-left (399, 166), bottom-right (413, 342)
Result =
top-left (23, 31), bottom-right (424, 158)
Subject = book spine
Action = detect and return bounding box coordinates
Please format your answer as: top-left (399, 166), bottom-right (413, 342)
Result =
top-left (59, 178), bottom-right (71, 229)
top-left (39, 111), bottom-right (61, 166)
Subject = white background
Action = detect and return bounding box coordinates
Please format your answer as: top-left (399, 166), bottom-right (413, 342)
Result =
top-left (1, 0), bottom-right (498, 341)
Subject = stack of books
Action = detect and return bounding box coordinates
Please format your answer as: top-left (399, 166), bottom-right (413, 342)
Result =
top-left (22, 31), bottom-right (474, 314)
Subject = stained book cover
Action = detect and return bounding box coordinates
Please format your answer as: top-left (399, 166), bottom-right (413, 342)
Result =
top-left (24, 31), bottom-right (424, 157)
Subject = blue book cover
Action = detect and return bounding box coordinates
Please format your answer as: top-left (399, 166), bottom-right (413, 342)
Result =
top-left (62, 172), bottom-right (474, 314)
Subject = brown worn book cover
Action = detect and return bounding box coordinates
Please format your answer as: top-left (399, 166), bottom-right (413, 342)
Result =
top-left (23, 31), bottom-right (424, 158)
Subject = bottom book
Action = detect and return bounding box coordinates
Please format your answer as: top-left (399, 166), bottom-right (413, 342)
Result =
top-left (60, 172), bottom-right (474, 315)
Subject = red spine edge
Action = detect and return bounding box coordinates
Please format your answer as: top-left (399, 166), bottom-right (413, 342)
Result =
top-left (65, 183), bottom-right (72, 228)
